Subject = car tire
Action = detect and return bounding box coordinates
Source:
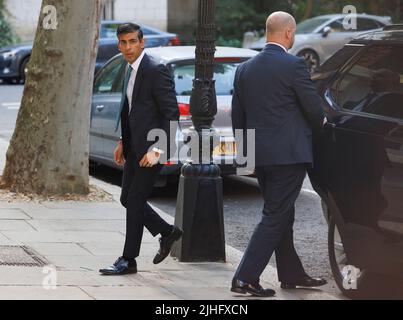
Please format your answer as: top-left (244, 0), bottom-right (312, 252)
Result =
top-left (328, 214), bottom-right (402, 299)
top-left (20, 57), bottom-right (30, 83)
top-left (297, 50), bottom-right (320, 73)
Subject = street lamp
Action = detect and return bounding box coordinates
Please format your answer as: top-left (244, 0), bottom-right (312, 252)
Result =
top-left (171, 0), bottom-right (226, 262)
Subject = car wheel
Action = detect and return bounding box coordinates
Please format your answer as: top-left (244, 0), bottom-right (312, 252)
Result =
top-left (20, 57), bottom-right (30, 83)
top-left (297, 50), bottom-right (320, 73)
top-left (328, 215), bottom-right (402, 299)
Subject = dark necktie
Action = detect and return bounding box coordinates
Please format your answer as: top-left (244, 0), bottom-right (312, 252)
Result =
top-left (115, 65), bottom-right (133, 132)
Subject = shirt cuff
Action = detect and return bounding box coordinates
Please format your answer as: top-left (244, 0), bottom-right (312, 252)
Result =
top-left (152, 147), bottom-right (165, 154)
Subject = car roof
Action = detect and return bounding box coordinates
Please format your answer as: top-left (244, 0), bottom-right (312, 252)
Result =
top-left (144, 46), bottom-right (258, 63)
top-left (311, 13), bottom-right (391, 21)
top-left (101, 20), bottom-right (171, 33)
top-left (351, 27), bottom-right (403, 44)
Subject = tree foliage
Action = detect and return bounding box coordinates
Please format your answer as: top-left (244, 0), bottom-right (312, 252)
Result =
top-left (0, 0), bottom-right (14, 47)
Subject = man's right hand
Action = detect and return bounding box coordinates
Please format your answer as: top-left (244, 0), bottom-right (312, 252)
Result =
top-left (114, 141), bottom-right (125, 166)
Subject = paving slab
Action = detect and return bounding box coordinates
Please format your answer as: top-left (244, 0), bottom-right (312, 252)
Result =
top-left (0, 286), bottom-right (92, 300)
top-left (79, 285), bottom-right (179, 300)
top-left (0, 209), bottom-right (31, 220)
top-left (1, 230), bottom-right (125, 243)
top-left (27, 219), bottom-right (126, 232)
top-left (28, 242), bottom-right (92, 257)
top-left (0, 220), bottom-right (35, 231)
top-left (19, 206), bottom-right (125, 220)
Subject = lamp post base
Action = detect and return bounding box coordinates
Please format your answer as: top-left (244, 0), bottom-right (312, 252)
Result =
top-left (171, 163), bottom-right (226, 262)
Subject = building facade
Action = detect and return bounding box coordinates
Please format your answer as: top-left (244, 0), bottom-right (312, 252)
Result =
top-left (4, 0), bottom-right (168, 42)
top-left (4, 0), bottom-right (42, 42)
top-left (168, 0), bottom-right (197, 44)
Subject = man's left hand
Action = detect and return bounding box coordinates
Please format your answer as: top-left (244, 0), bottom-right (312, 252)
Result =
top-left (139, 151), bottom-right (161, 167)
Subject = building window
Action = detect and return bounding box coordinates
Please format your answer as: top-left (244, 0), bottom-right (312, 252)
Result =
top-left (102, 0), bottom-right (115, 20)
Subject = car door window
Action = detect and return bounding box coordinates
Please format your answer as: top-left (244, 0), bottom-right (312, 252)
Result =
top-left (328, 19), bottom-right (351, 33)
top-left (357, 18), bottom-right (382, 31)
top-left (100, 24), bottom-right (121, 39)
top-left (296, 17), bottom-right (329, 34)
top-left (94, 57), bottom-right (125, 94)
top-left (331, 45), bottom-right (403, 120)
top-left (319, 45), bottom-right (362, 73)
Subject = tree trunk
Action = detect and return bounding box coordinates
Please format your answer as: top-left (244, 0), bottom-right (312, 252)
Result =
top-left (2, 0), bottom-right (102, 196)
top-left (369, 0), bottom-right (381, 15)
top-left (302, 0), bottom-right (314, 20)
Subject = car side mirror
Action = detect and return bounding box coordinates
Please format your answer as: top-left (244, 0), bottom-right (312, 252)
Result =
top-left (322, 26), bottom-right (332, 37)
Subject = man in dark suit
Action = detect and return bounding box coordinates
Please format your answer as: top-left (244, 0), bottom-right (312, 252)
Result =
top-left (230, 12), bottom-right (327, 297)
top-left (100, 23), bottom-right (182, 275)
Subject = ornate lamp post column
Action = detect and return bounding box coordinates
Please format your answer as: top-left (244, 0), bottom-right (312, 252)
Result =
top-left (171, 0), bottom-right (225, 262)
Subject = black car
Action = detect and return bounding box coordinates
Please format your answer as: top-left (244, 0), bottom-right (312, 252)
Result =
top-left (311, 24), bottom-right (403, 298)
top-left (0, 20), bottom-right (180, 84)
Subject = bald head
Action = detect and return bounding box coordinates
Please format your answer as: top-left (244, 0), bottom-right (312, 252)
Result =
top-left (266, 12), bottom-right (297, 50)
top-left (266, 12), bottom-right (296, 35)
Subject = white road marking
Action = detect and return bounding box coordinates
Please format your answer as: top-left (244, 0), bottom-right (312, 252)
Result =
top-left (2, 102), bottom-right (20, 106)
top-left (1, 102), bottom-right (20, 110)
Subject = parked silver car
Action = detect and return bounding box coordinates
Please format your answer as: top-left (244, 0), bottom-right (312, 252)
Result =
top-left (251, 14), bottom-right (392, 72)
top-left (90, 46), bottom-right (257, 184)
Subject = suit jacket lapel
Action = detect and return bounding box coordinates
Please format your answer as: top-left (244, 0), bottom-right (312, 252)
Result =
top-left (115, 64), bottom-right (132, 131)
top-left (131, 54), bottom-right (149, 111)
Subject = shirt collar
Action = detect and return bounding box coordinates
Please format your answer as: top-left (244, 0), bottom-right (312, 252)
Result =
top-left (129, 50), bottom-right (145, 71)
top-left (266, 42), bottom-right (288, 52)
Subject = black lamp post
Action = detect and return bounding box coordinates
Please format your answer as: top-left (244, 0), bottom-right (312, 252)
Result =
top-left (171, 0), bottom-right (226, 262)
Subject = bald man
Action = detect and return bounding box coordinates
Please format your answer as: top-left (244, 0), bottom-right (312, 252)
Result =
top-left (231, 12), bottom-right (327, 297)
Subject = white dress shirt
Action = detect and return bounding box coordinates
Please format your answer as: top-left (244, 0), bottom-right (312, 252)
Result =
top-left (126, 50), bottom-right (145, 113)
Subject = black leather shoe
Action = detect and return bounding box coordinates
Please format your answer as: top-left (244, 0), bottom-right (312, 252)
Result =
top-left (153, 226), bottom-right (183, 264)
top-left (281, 276), bottom-right (327, 289)
top-left (231, 279), bottom-right (276, 297)
top-left (99, 257), bottom-right (137, 275)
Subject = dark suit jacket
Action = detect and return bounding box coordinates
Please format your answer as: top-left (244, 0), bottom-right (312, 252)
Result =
top-left (231, 44), bottom-right (325, 167)
top-left (121, 53), bottom-right (179, 161)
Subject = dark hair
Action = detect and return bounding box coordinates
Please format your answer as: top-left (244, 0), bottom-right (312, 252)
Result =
top-left (116, 23), bottom-right (143, 40)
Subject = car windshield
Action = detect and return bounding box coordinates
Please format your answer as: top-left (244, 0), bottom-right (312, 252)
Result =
top-left (296, 17), bottom-right (330, 34)
top-left (172, 61), bottom-right (242, 96)
top-left (100, 24), bottom-right (121, 39)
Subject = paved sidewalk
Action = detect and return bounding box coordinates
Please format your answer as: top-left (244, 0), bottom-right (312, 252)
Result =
top-left (0, 138), bottom-right (342, 300)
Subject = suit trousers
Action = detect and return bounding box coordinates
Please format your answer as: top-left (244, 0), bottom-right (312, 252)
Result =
top-left (234, 163), bottom-right (308, 285)
top-left (120, 150), bottom-right (171, 259)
